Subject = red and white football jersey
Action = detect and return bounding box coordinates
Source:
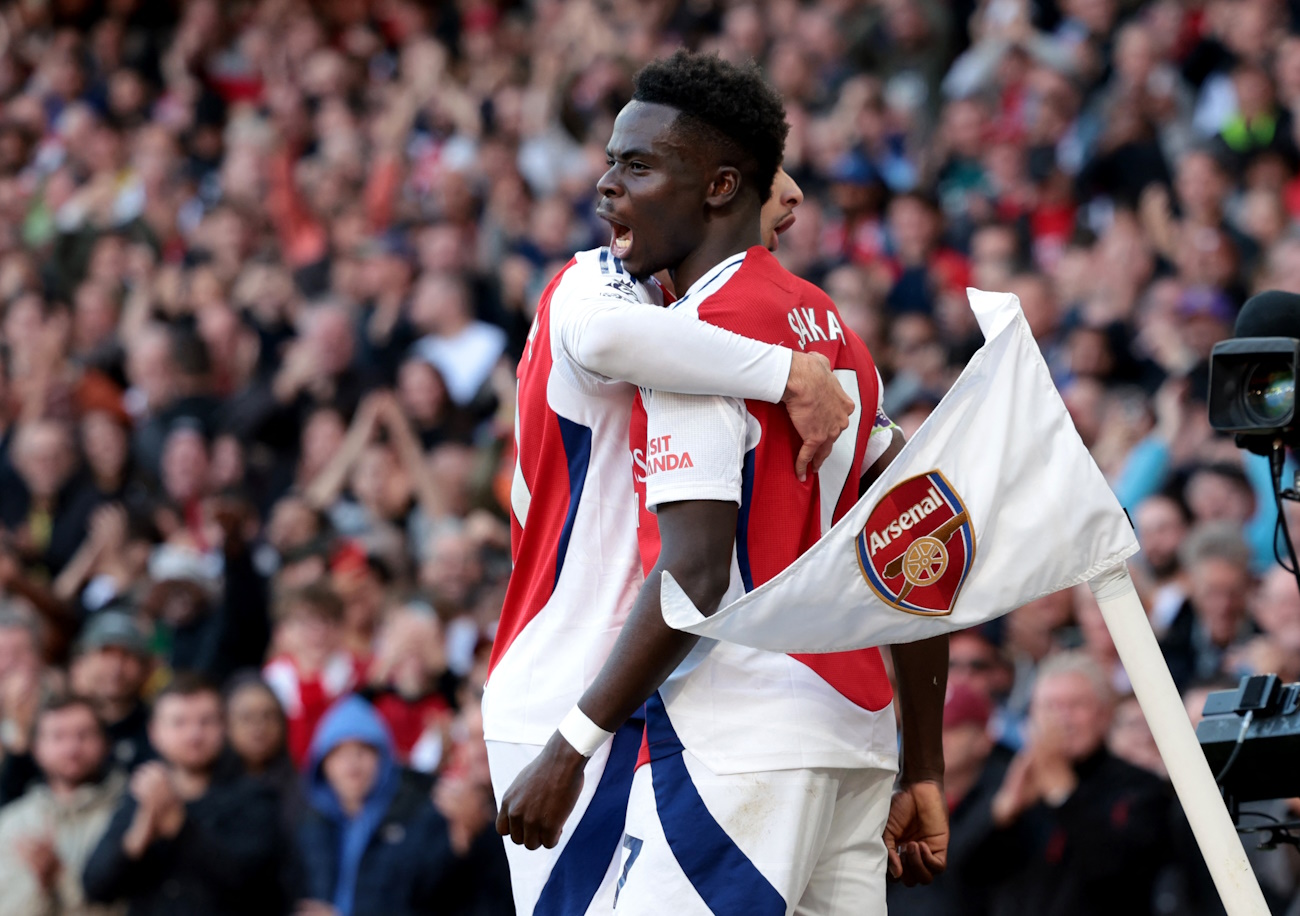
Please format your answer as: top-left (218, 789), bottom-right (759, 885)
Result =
top-left (484, 249), bottom-right (666, 746)
top-left (633, 247), bottom-right (899, 775)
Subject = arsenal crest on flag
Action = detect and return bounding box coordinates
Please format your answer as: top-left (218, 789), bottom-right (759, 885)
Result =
top-left (857, 470), bottom-right (974, 616)
top-left (659, 288), bottom-right (1142, 653)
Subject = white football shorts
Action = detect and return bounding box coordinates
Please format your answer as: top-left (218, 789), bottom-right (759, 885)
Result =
top-left (612, 722), bottom-right (892, 916)
top-left (487, 721), bottom-right (642, 916)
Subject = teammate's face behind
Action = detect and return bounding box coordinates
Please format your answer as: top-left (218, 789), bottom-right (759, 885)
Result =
top-left (762, 167), bottom-right (803, 252)
top-left (597, 101), bottom-right (714, 279)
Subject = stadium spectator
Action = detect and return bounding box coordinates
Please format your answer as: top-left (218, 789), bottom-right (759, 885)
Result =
top-left (964, 652), bottom-right (1171, 916)
top-left (363, 602), bottom-right (454, 771)
top-left (0, 610), bottom-right (151, 805)
top-left (221, 671), bottom-right (301, 829)
top-left (0, 696), bottom-right (124, 916)
top-left (83, 675), bottom-right (283, 916)
top-left (263, 583), bottom-right (364, 766)
top-left (296, 695), bottom-right (459, 916)
top-left (1108, 693), bottom-right (1166, 779)
top-left (68, 612), bottom-right (153, 774)
top-left (409, 273), bottom-right (507, 410)
top-left (1161, 523), bottom-right (1257, 689)
top-left (1, 419), bottom-right (100, 579)
top-left (1133, 493), bottom-right (1191, 638)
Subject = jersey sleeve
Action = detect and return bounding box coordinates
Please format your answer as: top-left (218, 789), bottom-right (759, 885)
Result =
top-left (555, 294), bottom-right (792, 402)
top-left (641, 389), bottom-right (748, 510)
top-left (861, 368), bottom-right (900, 477)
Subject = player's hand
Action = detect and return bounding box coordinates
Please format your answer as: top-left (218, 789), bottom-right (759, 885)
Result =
top-left (782, 351), bottom-right (853, 482)
top-left (496, 731), bottom-right (587, 850)
top-left (883, 779), bottom-right (949, 887)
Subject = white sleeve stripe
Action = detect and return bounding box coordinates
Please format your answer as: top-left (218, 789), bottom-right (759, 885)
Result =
top-left (510, 381), bottom-right (531, 526)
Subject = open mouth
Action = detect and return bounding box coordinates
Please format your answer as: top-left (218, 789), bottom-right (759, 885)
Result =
top-left (608, 220), bottom-right (634, 258)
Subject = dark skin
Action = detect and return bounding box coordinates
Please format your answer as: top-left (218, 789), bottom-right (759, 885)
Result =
top-left (598, 101), bottom-right (853, 480)
top-left (593, 101), bottom-right (763, 300)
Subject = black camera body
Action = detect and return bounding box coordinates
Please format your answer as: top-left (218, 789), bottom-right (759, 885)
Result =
top-left (1198, 675), bottom-right (1300, 803)
top-left (1208, 290), bottom-right (1300, 452)
top-left (1208, 337), bottom-right (1299, 449)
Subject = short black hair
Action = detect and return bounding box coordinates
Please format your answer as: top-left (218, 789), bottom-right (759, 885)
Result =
top-left (632, 50), bottom-right (788, 203)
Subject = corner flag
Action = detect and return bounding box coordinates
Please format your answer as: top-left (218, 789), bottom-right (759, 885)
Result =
top-left (660, 288), bottom-right (1140, 651)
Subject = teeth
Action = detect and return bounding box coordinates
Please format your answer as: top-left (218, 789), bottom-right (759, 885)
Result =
top-left (613, 235), bottom-right (631, 255)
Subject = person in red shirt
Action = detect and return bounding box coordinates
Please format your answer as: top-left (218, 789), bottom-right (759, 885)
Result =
top-left (363, 603), bottom-right (454, 770)
top-left (262, 582), bottom-right (365, 765)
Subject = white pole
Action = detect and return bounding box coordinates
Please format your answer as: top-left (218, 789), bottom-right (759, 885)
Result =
top-left (1088, 564), bottom-right (1269, 916)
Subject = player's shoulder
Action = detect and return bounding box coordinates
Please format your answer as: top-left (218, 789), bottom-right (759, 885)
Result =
top-left (753, 248), bottom-right (836, 306)
top-left (694, 248), bottom-right (844, 349)
top-left (703, 247), bottom-right (835, 312)
top-left (552, 247), bottom-right (657, 306)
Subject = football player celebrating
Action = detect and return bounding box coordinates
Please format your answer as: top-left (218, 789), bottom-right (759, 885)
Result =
top-left (482, 95), bottom-right (853, 916)
top-left (497, 51), bottom-right (949, 916)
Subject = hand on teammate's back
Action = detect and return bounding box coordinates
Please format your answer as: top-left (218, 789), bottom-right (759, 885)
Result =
top-left (496, 731), bottom-right (587, 850)
top-left (782, 351), bottom-right (855, 481)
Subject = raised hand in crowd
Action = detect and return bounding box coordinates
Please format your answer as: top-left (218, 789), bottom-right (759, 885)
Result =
top-left (122, 761), bottom-right (185, 858)
top-left (13, 830), bottom-right (61, 892)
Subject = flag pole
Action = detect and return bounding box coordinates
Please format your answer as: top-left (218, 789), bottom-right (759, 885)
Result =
top-left (1088, 564), bottom-right (1269, 916)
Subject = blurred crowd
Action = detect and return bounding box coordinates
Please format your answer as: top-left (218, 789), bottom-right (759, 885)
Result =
top-left (0, 0), bottom-right (1299, 914)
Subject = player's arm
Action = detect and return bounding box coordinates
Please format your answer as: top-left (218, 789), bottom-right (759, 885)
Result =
top-left (496, 390), bottom-right (745, 850)
top-left (494, 499), bottom-right (735, 851)
top-left (558, 294), bottom-right (851, 479)
top-left (867, 424), bottom-right (951, 886)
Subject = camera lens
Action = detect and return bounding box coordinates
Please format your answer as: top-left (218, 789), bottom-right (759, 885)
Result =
top-left (1242, 361), bottom-right (1296, 426)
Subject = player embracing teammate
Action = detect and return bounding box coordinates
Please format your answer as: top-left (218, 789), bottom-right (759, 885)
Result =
top-left (490, 50), bottom-right (948, 916)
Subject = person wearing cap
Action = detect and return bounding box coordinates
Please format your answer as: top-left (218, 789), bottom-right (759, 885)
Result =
top-left (1175, 285), bottom-right (1237, 364)
top-left (887, 683), bottom-right (1014, 916)
top-left (0, 610), bottom-right (153, 805)
top-left (69, 612), bottom-right (154, 775)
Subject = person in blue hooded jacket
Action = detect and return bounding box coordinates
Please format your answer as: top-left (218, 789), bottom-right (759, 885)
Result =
top-left (295, 694), bottom-right (460, 916)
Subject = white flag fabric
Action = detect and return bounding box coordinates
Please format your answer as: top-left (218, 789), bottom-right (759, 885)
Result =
top-left (660, 288), bottom-right (1140, 652)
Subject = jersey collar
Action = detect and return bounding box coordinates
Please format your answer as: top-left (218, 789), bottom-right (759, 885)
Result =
top-left (673, 250), bottom-right (750, 309)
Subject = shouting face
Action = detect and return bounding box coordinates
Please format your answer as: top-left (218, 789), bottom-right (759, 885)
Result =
top-left (596, 101), bottom-right (714, 279)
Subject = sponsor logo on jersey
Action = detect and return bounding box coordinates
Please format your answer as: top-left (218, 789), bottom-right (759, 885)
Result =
top-left (639, 434), bottom-right (693, 476)
top-left (855, 470), bottom-right (974, 616)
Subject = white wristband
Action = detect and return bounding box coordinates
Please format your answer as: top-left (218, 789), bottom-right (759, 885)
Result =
top-left (557, 706), bottom-right (614, 758)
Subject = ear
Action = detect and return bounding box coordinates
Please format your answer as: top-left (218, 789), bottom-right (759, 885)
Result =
top-left (704, 166), bottom-right (742, 209)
